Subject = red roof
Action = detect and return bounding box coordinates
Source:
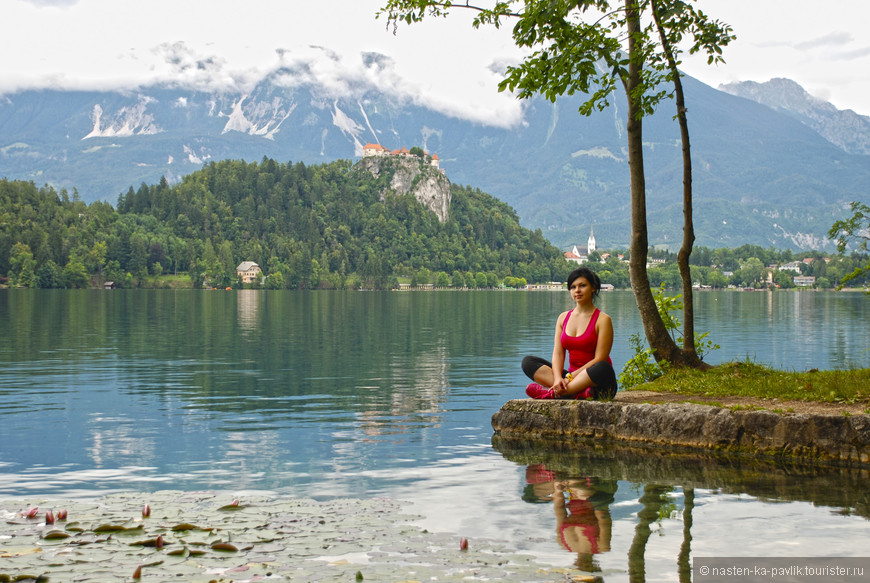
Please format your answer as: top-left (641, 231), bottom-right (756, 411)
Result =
top-left (365, 144), bottom-right (440, 160)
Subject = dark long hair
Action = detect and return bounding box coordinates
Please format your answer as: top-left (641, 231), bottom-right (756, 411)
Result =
top-left (566, 266), bottom-right (602, 299)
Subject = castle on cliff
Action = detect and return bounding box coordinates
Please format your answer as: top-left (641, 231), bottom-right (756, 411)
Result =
top-left (362, 143), bottom-right (442, 172)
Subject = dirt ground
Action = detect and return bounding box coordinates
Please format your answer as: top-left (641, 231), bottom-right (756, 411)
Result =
top-left (614, 389), bottom-right (869, 417)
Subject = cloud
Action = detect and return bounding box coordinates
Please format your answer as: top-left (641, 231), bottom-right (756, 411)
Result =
top-left (7, 0), bottom-right (865, 121)
top-left (833, 46), bottom-right (870, 61)
top-left (146, 42), bottom-right (261, 93)
top-left (19, 0), bottom-right (79, 7)
top-left (267, 47), bottom-right (525, 128)
top-left (794, 31), bottom-right (853, 51)
top-left (152, 42), bottom-right (226, 76)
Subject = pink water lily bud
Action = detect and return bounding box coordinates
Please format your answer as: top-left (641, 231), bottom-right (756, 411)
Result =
top-left (57, 509), bottom-right (68, 521)
top-left (24, 506), bottom-right (39, 519)
top-left (132, 565), bottom-right (142, 579)
top-left (460, 537), bottom-right (469, 551)
top-left (155, 534), bottom-right (164, 549)
top-left (45, 510), bottom-right (55, 524)
top-left (143, 503), bottom-right (151, 518)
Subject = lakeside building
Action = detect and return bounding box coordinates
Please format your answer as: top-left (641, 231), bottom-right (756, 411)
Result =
top-left (526, 282), bottom-right (564, 290)
top-left (778, 261), bottom-right (803, 273)
top-left (236, 261), bottom-right (262, 284)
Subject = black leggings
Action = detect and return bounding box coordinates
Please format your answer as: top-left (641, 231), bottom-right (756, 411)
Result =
top-left (521, 355), bottom-right (618, 399)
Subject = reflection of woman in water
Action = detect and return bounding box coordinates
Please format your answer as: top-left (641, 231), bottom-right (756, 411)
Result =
top-left (524, 465), bottom-right (614, 574)
top-left (554, 478), bottom-right (613, 571)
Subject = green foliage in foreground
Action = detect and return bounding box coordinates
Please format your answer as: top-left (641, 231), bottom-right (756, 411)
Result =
top-left (630, 361), bottom-right (870, 406)
top-left (828, 200), bottom-right (870, 291)
top-left (619, 285), bottom-right (720, 388)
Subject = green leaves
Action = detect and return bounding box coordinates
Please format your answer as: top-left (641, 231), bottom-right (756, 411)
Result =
top-left (828, 201), bottom-right (870, 290)
top-left (620, 284), bottom-right (720, 386)
top-left (380, 0), bottom-right (733, 122)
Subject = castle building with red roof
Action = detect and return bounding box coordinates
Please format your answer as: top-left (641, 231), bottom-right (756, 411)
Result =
top-left (362, 143), bottom-right (441, 171)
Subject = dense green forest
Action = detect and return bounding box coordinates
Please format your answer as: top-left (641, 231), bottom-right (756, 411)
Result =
top-left (2, 156), bottom-right (866, 290)
top-left (0, 158), bottom-right (571, 289)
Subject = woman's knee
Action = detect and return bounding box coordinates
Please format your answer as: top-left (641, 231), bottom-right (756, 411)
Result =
top-left (587, 361), bottom-right (617, 398)
top-left (522, 355), bottom-right (547, 379)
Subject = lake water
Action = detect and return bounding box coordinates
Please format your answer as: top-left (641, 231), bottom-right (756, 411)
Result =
top-left (1, 289), bottom-right (869, 580)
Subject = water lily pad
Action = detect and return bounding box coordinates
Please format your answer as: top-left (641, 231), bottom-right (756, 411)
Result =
top-left (170, 522), bottom-right (210, 532)
top-left (128, 536), bottom-right (169, 548)
top-left (92, 524), bottom-right (130, 533)
top-left (0, 491), bottom-right (565, 582)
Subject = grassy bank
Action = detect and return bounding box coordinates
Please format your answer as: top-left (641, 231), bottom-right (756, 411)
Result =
top-left (630, 361), bottom-right (870, 406)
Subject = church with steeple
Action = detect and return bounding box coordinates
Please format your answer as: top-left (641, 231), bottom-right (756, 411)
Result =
top-left (564, 226), bottom-right (597, 264)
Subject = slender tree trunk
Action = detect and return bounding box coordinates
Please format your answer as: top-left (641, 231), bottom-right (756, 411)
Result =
top-left (628, 484), bottom-right (670, 583)
top-left (678, 487), bottom-right (695, 583)
top-left (650, 0), bottom-right (698, 358)
top-left (624, 2), bottom-right (682, 365)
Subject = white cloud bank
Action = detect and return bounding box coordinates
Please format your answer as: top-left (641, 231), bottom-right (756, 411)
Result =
top-left (1, 0), bottom-right (869, 124)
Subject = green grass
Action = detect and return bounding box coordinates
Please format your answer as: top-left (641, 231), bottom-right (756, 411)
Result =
top-left (628, 361), bottom-right (870, 404)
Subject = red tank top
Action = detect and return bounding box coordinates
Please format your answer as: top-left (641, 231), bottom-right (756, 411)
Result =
top-left (561, 308), bottom-right (612, 371)
top-left (560, 497), bottom-right (600, 554)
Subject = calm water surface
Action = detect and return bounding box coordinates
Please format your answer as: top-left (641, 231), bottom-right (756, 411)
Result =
top-left (1, 289), bottom-right (868, 580)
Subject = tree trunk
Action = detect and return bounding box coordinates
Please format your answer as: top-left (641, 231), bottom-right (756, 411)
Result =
top-left (675, 80), bottom-right (697, 355)
top-left (628, 484), bottom-right (671, 583)
top-left (678, 487), bottom-right (694, 583)
top-left (624, 2), bottom-right (683, 365)
top-left (650, 0), bottom-right (708, 368)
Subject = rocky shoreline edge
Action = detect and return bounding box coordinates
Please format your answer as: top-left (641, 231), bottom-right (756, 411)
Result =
top-left (491, 396), bottom-right (870, 468)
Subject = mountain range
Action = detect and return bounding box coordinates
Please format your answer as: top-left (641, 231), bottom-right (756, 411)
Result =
top-left (1, 67), bottom-right (868, 252)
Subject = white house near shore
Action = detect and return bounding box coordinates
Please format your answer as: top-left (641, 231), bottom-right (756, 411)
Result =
top-left (236, 261), bottom-right (262, 284)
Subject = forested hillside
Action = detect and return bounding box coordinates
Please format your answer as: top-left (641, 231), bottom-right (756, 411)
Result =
top-left (0, 158), bottom-right (570, 289)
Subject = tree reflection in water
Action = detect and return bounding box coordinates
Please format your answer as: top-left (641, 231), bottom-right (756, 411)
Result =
top-left (627, 484), bottom-right (671, 583)
top-left (523, 465), bottom-right (695, 583)
top-left (501, 436), bottom-right (869, 582)
top-left (679, 488), bottom-right (694, 583)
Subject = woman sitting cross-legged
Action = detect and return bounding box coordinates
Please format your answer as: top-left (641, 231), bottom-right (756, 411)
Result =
top-left (522, 266), bottom-right (617, 400)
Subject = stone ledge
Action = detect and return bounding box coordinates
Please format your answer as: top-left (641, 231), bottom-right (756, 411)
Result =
top-left (491, 399), bottom-right (870, 467)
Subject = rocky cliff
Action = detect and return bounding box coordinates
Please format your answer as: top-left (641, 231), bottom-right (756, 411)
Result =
top-left (357, 155), bottom-right (451, 222)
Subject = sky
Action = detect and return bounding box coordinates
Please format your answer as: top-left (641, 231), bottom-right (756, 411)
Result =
top-left (1, 0), bottom-right (869, 128)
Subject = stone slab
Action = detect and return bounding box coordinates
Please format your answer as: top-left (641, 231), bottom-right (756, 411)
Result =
top-left (491, 399), bottom-right (870, 467)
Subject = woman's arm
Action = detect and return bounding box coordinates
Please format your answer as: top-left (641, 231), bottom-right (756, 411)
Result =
top-left (550, 312), bottom-right (568, 392)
